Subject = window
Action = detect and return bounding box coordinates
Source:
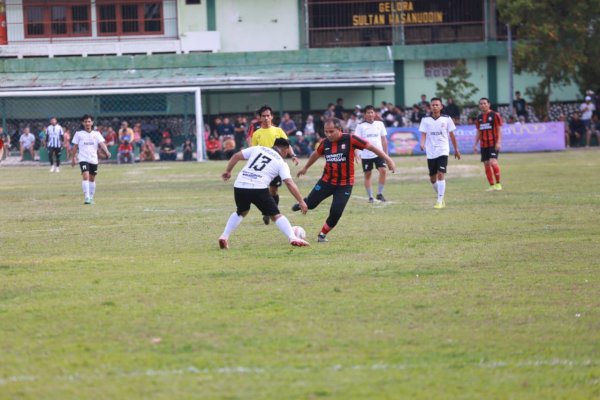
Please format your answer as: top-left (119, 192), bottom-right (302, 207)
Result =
top-left (97, 1), bottom-right (163, 36)
top-left (186, 0), bottom-right (201, 4)
top-left (424, 60), bottom-right (463, 78)
top-left (24, 2), bottom-right (91, 38)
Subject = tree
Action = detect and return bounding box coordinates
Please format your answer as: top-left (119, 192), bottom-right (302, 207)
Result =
top-left (435, 60), bottom-right (479, 107)
top-left (497, 0), bottom-right (600, 119)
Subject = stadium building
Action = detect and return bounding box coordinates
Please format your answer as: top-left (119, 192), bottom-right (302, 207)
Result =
top-left (0, 0), bottom-right (580, 144)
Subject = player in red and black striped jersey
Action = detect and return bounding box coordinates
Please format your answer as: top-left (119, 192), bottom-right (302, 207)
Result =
top-left (474, 97), bottom-right (503, 191)
top-left (293, 118), bottom-right (396, 242)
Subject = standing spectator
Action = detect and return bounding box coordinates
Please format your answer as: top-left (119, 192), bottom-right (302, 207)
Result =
top-left (513, 91), bottom-right (529, 122)
top-left (217, 117), bottom-right (235, 141)
top-left (118, 121), bottom-right (134, 143)
top-left (345, 112), bottom-right (360, 134)
top-left (568, 112), bottom-right (586, 148)
top-left (19, 126), bottom-right (36, 161)
top-left (140, 137), bottom-right (156, 161)
top-left (334, 98), bottom-right (345, 119)
top-left (587, 113), bottom-right (600, 147)
top-left (419, 97), bottom-right (461, 209)
top-left (354, 105), bottom-right (363, 120)
top-left (206, 134), bottom-right (223, 160)
top-left (159, 136), bottom-right (177, 161)
top-left (279, 112), bottom-right (297, 137)
top-left (71, 114), bottom-right (111, 205)
top-left (46, 117), bottom-right (64, 172)
top-left (323, 103), bottom-right (335, 119)
top-left (0, 126), bottom-right (7, 162)
top-left (217, 138), bottom-right (309, 249)
top-left (444, 97), bottom-right (461, 124)
top-left (251, 105), bottom-right (299, 225)
top-left (419, 94), bottom-right (430, 111)
top-left (182, 138), bottom-right (194, 161)
top-left (292, 118), bottom-right (396, 243)
top-left (246, 112), bottom-right (261, 144)
top-left (355, 105), bottom-right (390, 202)
top-left (474, 97), bottom-right (503, 191)
top-left (580, 96), bottom-right (596, 146)
top-left (302, 114), bottom-right (317, 144)
top-left (63, 128), bottom-right (72, 160)
top-left (233, 115), bottom-right (248, 151)
top-left (132, 122), bottom-right (144, 153)
top-left (117, 140), bottom-right (134, 164)
top-left (410, 104), bottom-right (425, 126)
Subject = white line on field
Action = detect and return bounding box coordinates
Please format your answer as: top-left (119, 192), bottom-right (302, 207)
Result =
top-left (1, 359), bottom-right (596, 386)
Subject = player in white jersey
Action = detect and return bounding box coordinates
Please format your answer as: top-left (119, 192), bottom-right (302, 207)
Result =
top-left (354, 105), bottom-right (389, 202)
top-left (71, 114), bottom-right (111, 205)
top-left (419, 98), bottom-right (461, 209)
top-left (218, 138), bottom-right (309, 249)
top-left (46, 117), bottom-right (64, 172)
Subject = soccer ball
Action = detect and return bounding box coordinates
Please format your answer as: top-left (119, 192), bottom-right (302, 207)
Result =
top-left (292, 225), bottom-right (306, 240)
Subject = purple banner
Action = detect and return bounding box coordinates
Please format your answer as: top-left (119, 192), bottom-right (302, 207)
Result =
top-left (387, 122), bottom-right (566, 156)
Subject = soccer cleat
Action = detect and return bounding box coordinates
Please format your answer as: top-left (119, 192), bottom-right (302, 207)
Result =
top-left (84, 197), bottom-right (92, 205)
top-left (291, 203), bottom-right (300, 212)
top-left (50, 166), bottom-right (55, 172)
top-left (434, 200), bottom-right (446, 209)
top-left (218, 237), bottom-right (229, 249)
top-left (290, 237), bottom-right (310, 247)
top-left (262, 215), bottom-right (270, 225)
top-left (317, 233), bottom-right (328, 243)
top-left (486, 185), bottom-right (496, 192)
top-left (368, 197), bottom-right (374, 203)
top-left (89, 197), bottom-right (95, 205)
top-left (55, 167), bottom-right (60, 173)
top-left (494, 183), bottom-right (503, 191)
top-left (376, 193), bottom-right (386, 202)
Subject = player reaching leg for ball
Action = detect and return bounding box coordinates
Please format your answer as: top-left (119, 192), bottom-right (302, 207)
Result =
top-left (218, 138), bottom-right (309, 249)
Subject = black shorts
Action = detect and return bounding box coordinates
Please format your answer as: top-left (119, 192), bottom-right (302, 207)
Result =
top-left (427, 156), bottom-right (448, 176)
top-left (79, 162), bottom-right (98, 175)
top-left (269, 176), bottom-right (282, 188)
top-left (480, 147), bottom-right (499, 162)
top-left (361, 157), bottom-right (387, 172)
top-left (234, 187), bottom-right (280, 216)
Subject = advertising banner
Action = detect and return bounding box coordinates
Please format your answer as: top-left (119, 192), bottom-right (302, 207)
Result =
top-left (387, 122), bottom-right (566, 156)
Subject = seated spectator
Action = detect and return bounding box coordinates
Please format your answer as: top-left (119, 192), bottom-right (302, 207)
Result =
top-left (118, 121), bottom-right (134, 143)
top-left (19, 126), bottom-right (36, 161)
top-left (132, 122), bottom-right (144, 152)
top-left (206, 135), bottom-right (223, 160)
top-left (345, 112), bottom-right (359, 134)
top-left (217, 117), bottom-right (235, 140)
top-left (140, 137), bottom-right (156, 161)
top-left (182, 138), bottom-right (194, 161)
top-left (160, 130), bottom-right (171, 146)
top-left (104, 127), bottom-right (118, 146)
top-left (279, 112), bottom-right (297, 136)
top-left (587, 113), bottom-right (600, 147)
top-left (303, 114), bottom-right (316, 144)
top-left (568, 112), bottom-right (586, 148)
top-left (292, 132), bottom-right (312, 157)
top-left (222, 136), bottom-right (236, 160)
top-left (118, 140), bottom-right (134, 164)
top-left (159, 136), bottom-right (177, 161)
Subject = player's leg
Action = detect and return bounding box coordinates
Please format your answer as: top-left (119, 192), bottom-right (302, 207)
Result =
top-left (219, 188), bottom-right (252, 249)
top-left (490, 150), bottom-right (501, 190)
top-left (362, 159), bottom-right (374, 202)
top-left (482, 147), bottom-right (495, 190)
top-left (79, 162), bottom-right (91, 203)
top-left (55, 148), bottom-right (61, 170)
top-left (427, 158), bottom-right (438, 199)
top-left (263, 178), bottom-right (281, 225)
top-left (87, 164), bottom-right (99, 204)
top-left (318, 185), bottom-right (353, 242)
top-left (375, 158), bottom-right (387, 201)
top-left (433, 157), bottom-right (447, 208)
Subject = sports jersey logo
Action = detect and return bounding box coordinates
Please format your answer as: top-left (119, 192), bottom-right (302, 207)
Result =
top-left (341, 144), bottom-right (346, 150)
top-left (325, 153), bottom-right (346, 162)
top-left (479, 123), bottom-right (492, 130)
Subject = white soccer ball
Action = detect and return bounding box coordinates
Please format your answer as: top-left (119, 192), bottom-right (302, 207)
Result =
top-left (292, 225), bottom-right (306, 240)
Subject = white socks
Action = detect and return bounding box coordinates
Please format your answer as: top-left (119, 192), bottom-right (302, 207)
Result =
top-left (275, 215), bottom-right (295, 240)
top-left (432, 182), bottom-right (438, 194)
top-left (82, 181), bottom-right (90, 199)
top-left (89, 182), bottom-right (96, 198)
top-left (436, 180), bottom-right (446, 202)
top-left (222, 212), bottom-right (244, 238)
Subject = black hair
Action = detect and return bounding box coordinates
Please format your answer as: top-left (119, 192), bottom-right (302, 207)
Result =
top-left (363, 105), bottom-right (375, 112)
top-left (81, 114), bottom-right (94, 121)
top-left (273, 138), bottom-right (290, 148)
top-left (257, 105), bottom-right (273, 116)
top-left (430, 97), bottom-right (443, 104)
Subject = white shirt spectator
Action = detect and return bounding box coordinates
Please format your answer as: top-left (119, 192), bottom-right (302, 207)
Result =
top-left (19, 132), bottom-right (35, 149)
top-left (580, 97), bottom-right (595, 121)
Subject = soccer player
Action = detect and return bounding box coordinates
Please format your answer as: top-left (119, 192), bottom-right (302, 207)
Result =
top-left (293, 118), bottom-right (396, 242)
top-left (46, 117), bottom-right (64, 172)
top-left (354, 105), bottom-right (389, 202)
top-left (473, 97), bottom-right (503, 191)
top-left (218, 138), bottom-right (309, 249)
top-left (251, 105), bottom-right (299, 225)
top-left (71, 114), bottom-right (111, 205)
top-left (419, 97), bottom-right (461, 209)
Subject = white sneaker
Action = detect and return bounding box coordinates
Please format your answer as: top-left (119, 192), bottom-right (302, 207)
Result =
top-left (50, 166), bottom-right (56, 172)
top-left (290, 237), bottom-right (310, 247)
top-left (55, 167), bottom-right (60, 173)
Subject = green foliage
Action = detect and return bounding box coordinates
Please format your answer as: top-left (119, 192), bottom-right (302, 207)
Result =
top-left (435, 60), bottom-right (479, 106)
top-left (497, 0), bottom-right (599, 99)
top-left (0, 154), bottom-right (599, 398)
top-left (525, 85), bottom-right (550, 121)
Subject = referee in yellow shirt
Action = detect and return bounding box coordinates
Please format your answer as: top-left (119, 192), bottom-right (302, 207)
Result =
top-left (251, 105), bottom-right (299, 225)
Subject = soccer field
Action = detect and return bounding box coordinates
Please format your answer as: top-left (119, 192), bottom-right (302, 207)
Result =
top-left (1, 151), bottom-right (598, 399)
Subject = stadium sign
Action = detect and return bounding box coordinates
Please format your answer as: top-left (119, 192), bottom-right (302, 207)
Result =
top-left (352, 2), bottom-right (444, 26)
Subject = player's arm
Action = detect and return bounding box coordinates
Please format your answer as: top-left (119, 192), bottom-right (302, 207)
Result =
top-left (473, 129), bottom-right (481, 153)
top-left (221, 150), bottom-right (245, 181)
top-left (449, 131), bottom-right (461, 160)
top-left (99, 141), bottom-right (111, 159)
top-left (71, 143), bottom-right (79, 166)
top-left (283, 178), bottom-right (308, 214)
top-left (365, 143), bottom-right (396, 173)
top-left (297, 150), bottom-right (321, 178)
top-left (495, 115), bottom-right (503, 151)
top-left (419, 131), bottom-right (426, 151)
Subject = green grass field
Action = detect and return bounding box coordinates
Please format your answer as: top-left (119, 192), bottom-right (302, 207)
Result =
top-left (1, 150), bottom-right (598, 399)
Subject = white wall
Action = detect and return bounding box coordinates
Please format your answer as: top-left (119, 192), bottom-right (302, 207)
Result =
top-left (216, 0), bottom-right (299, 52)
